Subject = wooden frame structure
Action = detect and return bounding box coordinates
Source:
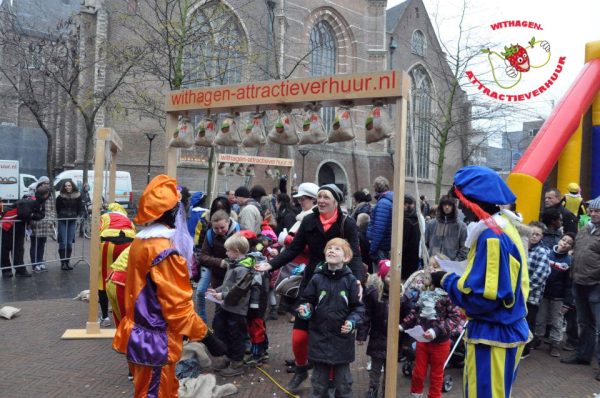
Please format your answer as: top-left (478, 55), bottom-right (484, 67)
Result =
top-left (62, 128), bottom-right (122, 339)
top-left (163, 70), bottom-right (409, 397)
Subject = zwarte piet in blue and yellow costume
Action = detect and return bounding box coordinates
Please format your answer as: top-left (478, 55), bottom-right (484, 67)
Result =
top-left (436, 166), bottom-right (531, 398)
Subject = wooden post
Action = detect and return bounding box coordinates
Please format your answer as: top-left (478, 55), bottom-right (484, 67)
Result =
top-left (108, 152), bottom-right (117, 203)
top-left (384, 96), bottom-right (408, 398)
top-left (165, 112), bottom-right (178, 178)
top-left (209, 150), bottom-right (219, 204)
top-left (85, 131), bottom-right (105, 335)
top-left (63, 128), bottom-right (122, 339)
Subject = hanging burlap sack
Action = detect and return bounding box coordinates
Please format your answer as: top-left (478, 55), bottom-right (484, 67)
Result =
top-left (365, 104), bottom-right (393, 144)
top-left (268, 111), bottom-right (299, 145)
top-left (299, 104), bottom-right (327, 145)
top-left (242, 113), bottom-right (266, 148)
top-left (194, 117), bottom-right (217, 147)
top-left (327, 107), bottom-right (355, 143)
top-left (169, 116), bottom-right (194, 148)
top-left (214, 115), bottom-right (241, 146)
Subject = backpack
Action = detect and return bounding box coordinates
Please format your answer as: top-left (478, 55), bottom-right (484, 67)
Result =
top-left (16, 198), bottom-right (38, 221)
top-left (224, 269), bottom-right (255, 306)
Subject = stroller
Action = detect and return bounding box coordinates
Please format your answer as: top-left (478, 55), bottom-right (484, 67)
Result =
top-left (399, 270), bottom-right (467, 393)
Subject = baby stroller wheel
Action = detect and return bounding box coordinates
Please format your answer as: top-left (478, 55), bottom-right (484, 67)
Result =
top-left (442, 374), bottom-right (453, 392)
top-left (402, 362), bottom-right (412, 377)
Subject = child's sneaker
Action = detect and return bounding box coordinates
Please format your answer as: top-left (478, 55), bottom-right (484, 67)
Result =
top-left (99, 317), bottom-right (112, 327)
top-left (33, 265), bottom-right (42, 273)
top-left (39, 264), bottom-right (48, 272)
top-left (244, 352), bottom-right (269, 366)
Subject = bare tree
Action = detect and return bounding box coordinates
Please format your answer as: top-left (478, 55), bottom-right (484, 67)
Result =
top-left (0, 2), bottom-right (140, 183)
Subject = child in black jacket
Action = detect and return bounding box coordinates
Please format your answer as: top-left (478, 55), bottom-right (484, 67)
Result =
top-left (297, 238), bottom-right (364, 398)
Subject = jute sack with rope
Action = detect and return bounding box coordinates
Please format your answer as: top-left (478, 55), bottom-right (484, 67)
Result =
top-left (195, 117), bottom-right (217, 147)
top-left (299, 103), bottom-right (327, 145)
top-left (268, 110), bottom-right (299, 145)
top-left (365, 103), bottom-right (393, 144)
top-left (214, 115), bottom-right (241, 146)
top-left (169, 116), bottom-right (194, 148)
top-left (242, 113), bottom-right (267, 147)
top-left (327, 106), bottom-right (355, 143)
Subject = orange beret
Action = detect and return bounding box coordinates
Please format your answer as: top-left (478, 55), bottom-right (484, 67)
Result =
top-left (134, 174), bottom-right (181, 225)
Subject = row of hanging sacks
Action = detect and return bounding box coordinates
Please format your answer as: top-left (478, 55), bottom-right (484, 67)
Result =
top-left (217, 163), bottom-right (255, 177)
top-left (242, 112), bottom-right (267, 148)
top-left (195, 116), bottom-right (216, 147)
top-left (169, 116), bottom-right (195, 148)
top-left (299, 103), bottom-right (327, 145)
top-left (268, 108), bottom-right (299, 145)
top-left (214, 114), bottom-right (241, 146)
top-left (365, 101), bottom-right (393, 144)
top-left (327, 106), bottom-right (355, 143)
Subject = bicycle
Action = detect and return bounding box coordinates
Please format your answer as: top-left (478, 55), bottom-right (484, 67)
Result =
top-left (78, 202), bottom-right (92, 239)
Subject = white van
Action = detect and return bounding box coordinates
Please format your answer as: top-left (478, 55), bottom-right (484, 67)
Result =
top-left (21, 174), bottom-right (38, 196)
top-left (54, 170), bottom-right (133, 209)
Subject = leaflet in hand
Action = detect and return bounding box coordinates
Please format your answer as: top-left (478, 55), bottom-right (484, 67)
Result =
top-left (205, 294), bottom-right (223, 305)
top-left (404, 325), bottom-right (429, 342)
top-left (436, 256), bottom-right (467, 276)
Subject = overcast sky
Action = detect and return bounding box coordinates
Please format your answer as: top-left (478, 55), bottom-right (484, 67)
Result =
top-left (388, 0), bottom-right (600, 134)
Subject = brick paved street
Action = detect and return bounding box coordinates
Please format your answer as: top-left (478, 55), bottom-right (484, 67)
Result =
top-left (1, 293), bottom-right (599, 398)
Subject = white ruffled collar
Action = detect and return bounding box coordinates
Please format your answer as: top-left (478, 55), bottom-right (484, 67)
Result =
top-left (465, 212), bottom-right (510, 249)
top-left (136, 223), bottom-right (176, 240)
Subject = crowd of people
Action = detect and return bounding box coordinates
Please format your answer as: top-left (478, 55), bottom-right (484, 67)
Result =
top-left (3, 168), bottom-right (600, 397)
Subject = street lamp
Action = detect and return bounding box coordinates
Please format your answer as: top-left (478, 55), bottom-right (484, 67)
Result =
top-left (389, 35), bottom-right (398, 70)
top-left (298, 148), bottom-right (311, 181)
top-left (145, 133), bottom-right (157, 184)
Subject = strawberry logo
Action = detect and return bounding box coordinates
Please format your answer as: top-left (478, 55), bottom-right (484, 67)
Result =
top-left (501, 41), bottom-right (532, 72)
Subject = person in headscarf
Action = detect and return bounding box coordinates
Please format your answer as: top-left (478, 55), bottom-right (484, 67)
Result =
top-left (113, 175), bottom-right (225, 397)
top-left (98, 203), bottom-right (135, 327)
top-left (430, 166), bottom-right (530, 398)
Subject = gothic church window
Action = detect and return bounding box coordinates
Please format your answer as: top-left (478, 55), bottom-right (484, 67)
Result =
top-left (309, 20), bottom-right (337, 130)
top-left (407, 66), bottom-right (432, 179)
top-left (411, 30), bottom-right (426, 56)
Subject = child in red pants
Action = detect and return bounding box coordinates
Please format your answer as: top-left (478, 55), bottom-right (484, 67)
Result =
top-left (400, 272), bottom-right (463, 398)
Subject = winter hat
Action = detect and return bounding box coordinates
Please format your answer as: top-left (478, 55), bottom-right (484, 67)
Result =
top-left (404, 194), bottom-right (415, 204)
top-left (378, 259), bottom-right (391, 279)
top-left (587, 196), bottom-right (600, 210)
top-left (568, 182), bottom-right (580, 194)
top-left (453, 165), bottom-right (515, 205)
top-left (238, 230), bottom-right (257, 241)
top-left (261, 228), bottom-right (277, 242)
top-left (190, 191), bottom-right (206, 207)
top-left (293, 182), bottom-right (319, 199)
top-left (134, 174), bottom-right (180, 225)
top-left (318, 184), bottom-right (344, 203)
top-left (36, 176), bottom-right (50, 188)
top-left (234, 186), bottom-right (250, 199)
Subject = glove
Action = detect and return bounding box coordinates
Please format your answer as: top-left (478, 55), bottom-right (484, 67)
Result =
top-left (278, 228), bottom-right (288, 246)
top-left (430, 271), bottom-right (447, 288)
top-left (200, 330), bottom-right (227, 357)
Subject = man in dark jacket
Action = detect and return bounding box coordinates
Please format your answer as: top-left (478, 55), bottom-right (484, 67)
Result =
top-left (544, 188), bottom-right (577, 234)
top-left (367, 176), bottom-right (393, 269)
top-left (424, 195), bottom-right (467, 261)
top-left (561, 197), bottom-right (600, 381)
top-left (541, 207), bottom-right (563, 249)
top-left (1, 185), bottom-right (49, 277)
top-left (402, 194), bottom-right (421, 280)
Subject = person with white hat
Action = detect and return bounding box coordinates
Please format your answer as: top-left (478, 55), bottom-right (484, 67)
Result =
top-left (113, 175), bottom-right (225, 397)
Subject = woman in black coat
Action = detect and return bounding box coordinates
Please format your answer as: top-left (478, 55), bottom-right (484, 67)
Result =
top-left (255, 184), bottom-right (363, 393)
top-left (55, 179), bottom-right (84, 270)
top-left (274, 193), bottom-right (297, 236)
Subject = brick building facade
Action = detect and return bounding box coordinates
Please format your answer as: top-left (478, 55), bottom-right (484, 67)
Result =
top-left (1, 0), bottom-right (470, 204)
